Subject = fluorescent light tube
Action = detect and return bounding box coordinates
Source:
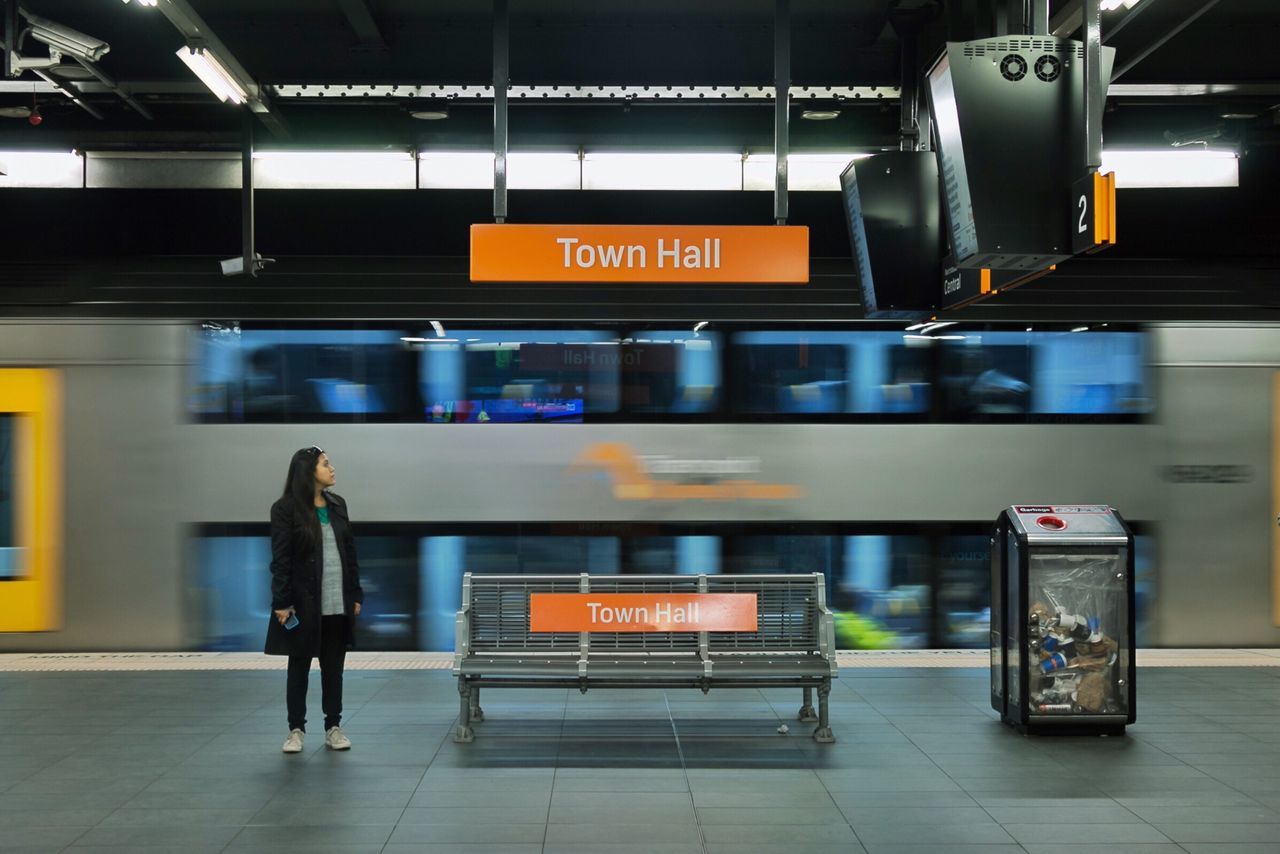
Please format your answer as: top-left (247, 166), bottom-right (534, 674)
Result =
top-left (1101, 149), bottom-right (1238, 188)
top-left (176, 46), bottom-right (248, 105)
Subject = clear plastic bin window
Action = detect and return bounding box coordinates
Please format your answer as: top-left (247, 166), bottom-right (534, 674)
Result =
top-left (1027, 551), bottom-right (1129, 716)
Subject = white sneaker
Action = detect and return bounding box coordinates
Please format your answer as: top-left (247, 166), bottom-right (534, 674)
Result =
top-left (282, 729), bottom-right (304, 754)
top-left (325, 726), bottom-right (351, 750)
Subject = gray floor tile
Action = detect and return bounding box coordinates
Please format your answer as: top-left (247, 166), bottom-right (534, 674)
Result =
top-left (701, 823), bottom-right (860, 843)
top-left (1181, 846), bottom-right (1280, 854)
top-left (382, 847), bottom-right (542, 854)
top-left (98, 807), bottom-right (259, 827)
top-left (851, 823), bottom-right (1017, 844)
top-left (382, 846), bottom-right (542, 854)
top-left (542, 846), bottom-right (705, 854)
top-left (65, 847), bottom-right (227, 854)
top-left (1020, 846), bottom-right (1188, 854)
top-left (695, 806), bottom-right (847, 825)
top-left (985, 805), bottom-right (1142, 823)
top-left (229, 825), bottom-right (395, 846)
top-left (400, 807), bottom-right (550, 825)
top-left (387, 823), bottom-right (548, 844)
top-left (0, 808), bottom-right (113, 828)
top-left (549, 804), bottom-right (697, 824)
top-left (1154, 823), bottom-right (1280, 843)
top-left (71, 825), bottom-right (243, 847)
top-left (839, 806), bottom-right (997, 825)
top-left (542, 823), bottom-right (703, 844)
top-left (0, 827), bottom-right (93, 848)
top-left (1127, 805), bottom-right (1280, 824)
top-left (1003, 823), bottom-right (1174, 844)
top-left (860, 847), bottom-right (1021, 854)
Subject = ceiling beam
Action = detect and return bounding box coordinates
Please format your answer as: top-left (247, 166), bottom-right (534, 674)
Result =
top-left (153, 0), bottom-right (290, 136)
top-left (1111, 0), bottom-right (1222, 82)
top-left (336, 0), bottom-right (387, 50)
top-left (1050, 0), bottom-right (1082, 37)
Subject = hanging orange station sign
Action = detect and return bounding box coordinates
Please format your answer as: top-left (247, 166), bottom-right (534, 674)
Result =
top-left (529, 593), bottom-right (758, 633)
top-left (470, 224), bottom-right (809, 283)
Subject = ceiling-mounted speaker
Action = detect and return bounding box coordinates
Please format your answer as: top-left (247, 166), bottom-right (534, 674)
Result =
top-left (839, 151), bottom-right (942, 317)
top-left (925, 37), bottom-right (1114, 272)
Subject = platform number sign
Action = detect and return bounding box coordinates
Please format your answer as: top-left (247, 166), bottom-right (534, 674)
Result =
top-left (1071, 171), bottom-right (1117, 255)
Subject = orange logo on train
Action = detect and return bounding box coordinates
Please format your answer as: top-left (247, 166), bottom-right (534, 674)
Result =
top-left (569, 442), bottom-right (802, 501)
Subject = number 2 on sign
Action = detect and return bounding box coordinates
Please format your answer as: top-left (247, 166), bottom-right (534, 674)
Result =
top-left (1077, 194), bottom-right (1089, 234)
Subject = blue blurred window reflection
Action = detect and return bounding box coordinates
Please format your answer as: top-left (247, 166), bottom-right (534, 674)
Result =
top-left (838, 536), bottom-right (931, 649)
top-left (0, 415), bottom-right (19, 579)
top-left (938, 331), bottom-right (1150, 417)
top-left (731, 331), bottom-right (930, 414)
top-left (189, 528), bottom-right (1155, 652)
top-left (191, 328), bottom-right (417, 421)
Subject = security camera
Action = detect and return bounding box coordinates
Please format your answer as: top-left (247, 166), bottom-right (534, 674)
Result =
top-left (19, 9), bottom-right (110, 63)
top-left (220, 253), bottom-right (274, 276)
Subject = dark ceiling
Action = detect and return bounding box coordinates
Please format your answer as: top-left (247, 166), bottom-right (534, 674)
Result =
top-left (0, 0), bottom-right (1277, 321)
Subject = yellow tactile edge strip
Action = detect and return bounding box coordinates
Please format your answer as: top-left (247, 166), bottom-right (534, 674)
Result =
top-left (0, 648), bottom-right (1277, 672)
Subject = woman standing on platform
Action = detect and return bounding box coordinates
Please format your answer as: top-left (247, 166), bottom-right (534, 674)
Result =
top-left (265, 446), bottom-right (363, 754)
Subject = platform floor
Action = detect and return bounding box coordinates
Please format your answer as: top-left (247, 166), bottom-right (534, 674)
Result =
top-left (2, 657), bottom-right (1280, 854)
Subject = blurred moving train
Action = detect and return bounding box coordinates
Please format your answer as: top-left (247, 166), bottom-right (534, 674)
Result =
top-left (0, 320), bottom-right (1275, 651)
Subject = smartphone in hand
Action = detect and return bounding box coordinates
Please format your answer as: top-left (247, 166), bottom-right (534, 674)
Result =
top-left (284, 612), bottom-right (299, 630)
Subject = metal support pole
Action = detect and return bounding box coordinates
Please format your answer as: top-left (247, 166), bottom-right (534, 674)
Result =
top-left (1082, 0), bottom-right (1101, 172)
top-left (1111, 0), bottom-right (1222, 82)
top-left (1031, 0), bottom-right (1049, 35)
top-left (898, 24), bottom-right (918, 151)
top-left (3, 0), bottom-right (17, 79)
top-left (493, 0), bottom-right (509, 223)
top-left (773, 0), bottom-right (789, 225)
top-left (242, 109), bottom-right (256, 277)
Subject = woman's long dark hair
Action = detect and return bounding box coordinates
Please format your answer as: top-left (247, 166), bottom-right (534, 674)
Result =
top-left (281, 446), bottom-right (324, 553)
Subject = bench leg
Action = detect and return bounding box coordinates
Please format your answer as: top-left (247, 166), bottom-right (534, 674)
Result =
top-left (812, 678), bottom-right (835, 743)
top-left (470, 684), bottom-right (485, 723)
top-left (798, 686), bottom-right (818, 722)
top-left (453, 677), bottom-right (475, 743)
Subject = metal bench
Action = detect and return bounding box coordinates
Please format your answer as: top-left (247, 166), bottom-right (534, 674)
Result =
top-left (452, 572), bottom-right (837, 743)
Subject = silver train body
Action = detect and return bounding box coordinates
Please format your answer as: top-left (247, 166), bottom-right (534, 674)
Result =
top-left (0, 321), bottom-right (1276, 650)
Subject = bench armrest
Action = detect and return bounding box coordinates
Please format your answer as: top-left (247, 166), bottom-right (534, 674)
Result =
top-left (813, 574), bottom-right (839, 673)
top-left (452, 573), bottom-right (474, 674)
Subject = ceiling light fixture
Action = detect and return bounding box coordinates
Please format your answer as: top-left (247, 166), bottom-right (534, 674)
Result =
top-left (122, 0), bottom-right (160, 6)
top-left (176, 45), bottom-right (248, 105)
top-left (801, 109), bottom-right (841, 121)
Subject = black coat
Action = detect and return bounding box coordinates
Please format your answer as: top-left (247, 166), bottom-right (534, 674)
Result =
top-left (264, 490), bottom-right (364, 657)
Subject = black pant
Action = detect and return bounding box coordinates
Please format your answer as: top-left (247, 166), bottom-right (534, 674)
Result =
top-left (287, 615), bottom-right (348, 732)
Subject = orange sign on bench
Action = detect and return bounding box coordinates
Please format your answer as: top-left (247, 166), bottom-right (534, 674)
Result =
top-left (529, 593), bottom-right (758, 633)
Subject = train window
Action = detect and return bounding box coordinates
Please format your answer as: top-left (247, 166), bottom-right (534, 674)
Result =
top-left (189, 328), bottom-right (419, 422)
top-left (938, 330), bottom-right (1151, 419)
top-left (938, 535), bottom-right (992, 648)
top-left (619, 331), bottom-right (722, 414)
top-left (730, 331), bottom-right (930, 414)
top-left (418, 330), bottom-right (617, 422)
top-left (837, 535), bottom-right (932, 649)
top-left (464, 535), bottom-right (621, 574)
top-left (190, 534), bottom-right (420, 651)
top-left (0, 415), bottom-right (15, 579)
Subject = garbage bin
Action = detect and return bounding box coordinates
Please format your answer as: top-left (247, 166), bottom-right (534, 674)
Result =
top-left (990, 505), bottom-right (1135, 735)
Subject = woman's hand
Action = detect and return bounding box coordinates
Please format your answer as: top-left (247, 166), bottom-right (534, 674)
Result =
top-left (274, 608), bottom-right (293, 625)
top-left (354, 603), bottom-right (361, 616)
